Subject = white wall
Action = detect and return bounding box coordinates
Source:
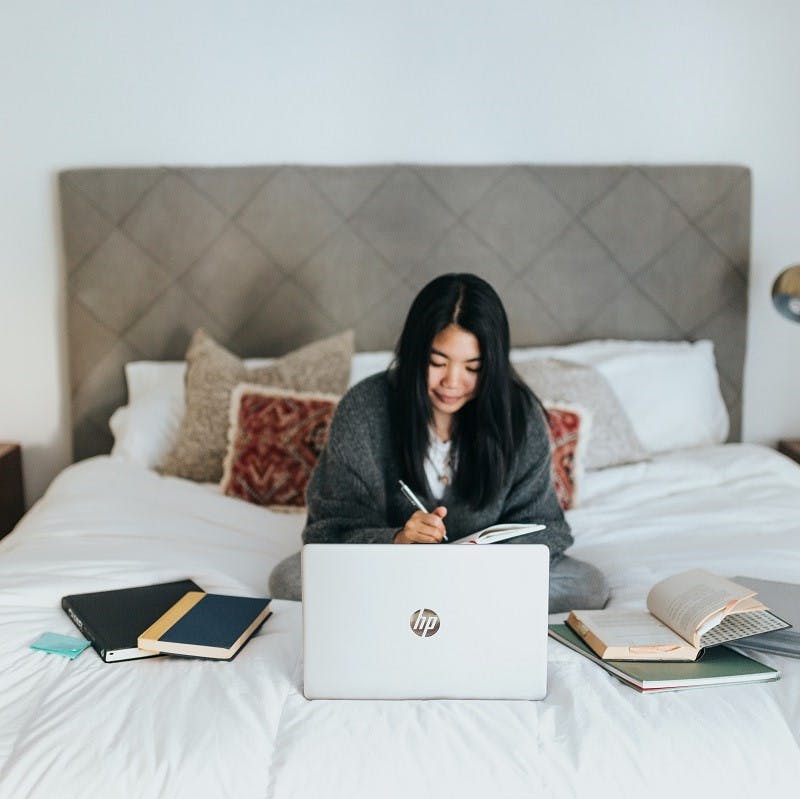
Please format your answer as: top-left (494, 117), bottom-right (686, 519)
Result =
top-left (2, 1), bottom-right (800, 504)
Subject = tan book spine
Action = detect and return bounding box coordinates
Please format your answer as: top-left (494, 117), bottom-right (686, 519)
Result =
top-left (138, 591), bottom-right (205, 650)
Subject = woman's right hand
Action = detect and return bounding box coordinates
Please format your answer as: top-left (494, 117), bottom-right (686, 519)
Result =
top-left (394, 506), bottom-right (447, 544)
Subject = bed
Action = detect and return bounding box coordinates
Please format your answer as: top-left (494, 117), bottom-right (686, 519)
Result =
top-left (3, 163), bottom-right (799, 798)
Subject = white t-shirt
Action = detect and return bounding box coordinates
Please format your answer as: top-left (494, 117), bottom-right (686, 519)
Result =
top-left (424, 435), bottom-right (453, 501)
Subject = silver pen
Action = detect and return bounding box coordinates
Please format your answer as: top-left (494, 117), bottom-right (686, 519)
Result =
top-left (398, 479), bottom-right (448, 542)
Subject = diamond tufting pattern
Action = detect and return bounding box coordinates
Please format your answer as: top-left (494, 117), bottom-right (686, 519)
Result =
top-left (59, 164), bottom-right (750, 461)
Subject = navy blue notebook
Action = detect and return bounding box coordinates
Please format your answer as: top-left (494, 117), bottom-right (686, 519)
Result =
top-left (137, 592), bottom-right (272, 660)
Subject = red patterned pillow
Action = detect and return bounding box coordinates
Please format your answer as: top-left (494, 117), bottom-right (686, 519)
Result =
top-left (544, 403), bottom-right (590, 511)
top-left (221, 384), bottom-right (339, 511)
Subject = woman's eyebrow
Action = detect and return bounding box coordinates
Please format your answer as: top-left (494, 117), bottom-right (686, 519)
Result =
top-left (430, 348), bottom-right (482, 362)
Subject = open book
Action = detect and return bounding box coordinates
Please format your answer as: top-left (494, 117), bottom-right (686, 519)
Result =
top-left (454, 523), bottom-right (545, 545)
top-left (567, 569), bottom-right (790, 661)
top-left (548, 624), bottom-right (780, 692)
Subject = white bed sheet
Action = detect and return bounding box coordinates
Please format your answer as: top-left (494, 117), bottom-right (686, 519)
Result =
top-left (1, 445), bottom-right (799, 798)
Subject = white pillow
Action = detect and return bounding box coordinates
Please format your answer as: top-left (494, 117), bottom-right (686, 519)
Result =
top-left (124, 361), bottom-right (186, 405)
top-left (110, 385), bottom-right (185, 468)
top-left (111, 352), bottom-right (394, 468)
top-left (109, 362), bottom-right (186, 467)
top-left (111, 357), bottom-right (275, 468)
top-left (348, 342), bottom-right (729, 453)
top-left (513, 339), bottom-right (728, 454)
top-left (593, 342), bottom-right (728, 454)
top-left (349, 351), bottom-right (394, 387)
top-left (111, 340), bottom-right (728, 469)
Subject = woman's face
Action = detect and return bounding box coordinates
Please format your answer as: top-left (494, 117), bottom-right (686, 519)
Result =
top-left (427, 324), bottom-right (481, 429)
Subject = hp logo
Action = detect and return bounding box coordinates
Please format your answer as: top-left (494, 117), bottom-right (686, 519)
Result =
top-left (410, 608), bottom-right (440, 638)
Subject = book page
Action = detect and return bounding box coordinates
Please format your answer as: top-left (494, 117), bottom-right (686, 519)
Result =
top-left (454, 523), bottom-right (546, 545)
top-left (646, 569), bottom-right (755, 646)
top-left (571, 609), bottom-right (690, 648)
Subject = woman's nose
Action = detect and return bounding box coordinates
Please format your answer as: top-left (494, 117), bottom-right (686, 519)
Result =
top-left (442, 366), bottom-right (462, 386)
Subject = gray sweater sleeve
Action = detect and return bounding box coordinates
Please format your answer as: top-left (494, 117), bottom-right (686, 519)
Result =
top-left (302, 389), bottom-right (400, 545)
top-left (497, 404), bottom-right (574, 560)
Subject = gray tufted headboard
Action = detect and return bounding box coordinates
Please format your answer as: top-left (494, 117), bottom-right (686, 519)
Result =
top-left (60, 164), bottom-right (750, 461)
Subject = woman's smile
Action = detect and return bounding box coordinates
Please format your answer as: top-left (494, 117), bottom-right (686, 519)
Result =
top-left (433, 391), bottom-right (463, 404)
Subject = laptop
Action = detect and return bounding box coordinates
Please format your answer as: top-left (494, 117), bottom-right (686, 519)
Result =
top-left (302, 543), bottom-right (549, 700)
top-left (732, 576), bottom-right (800, 657)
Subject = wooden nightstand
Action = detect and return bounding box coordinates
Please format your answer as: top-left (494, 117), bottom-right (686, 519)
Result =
top-left (777, 439), bottom-right (800, 466)
top-left (0, 443), bottom-right (25, 539)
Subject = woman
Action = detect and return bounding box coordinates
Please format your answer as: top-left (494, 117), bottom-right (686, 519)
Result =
top-left (269, 273), bottom-right (609, 612)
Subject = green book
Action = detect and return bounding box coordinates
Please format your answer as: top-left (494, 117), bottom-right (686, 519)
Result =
top-left (548, 624), bottom-right (780, 693)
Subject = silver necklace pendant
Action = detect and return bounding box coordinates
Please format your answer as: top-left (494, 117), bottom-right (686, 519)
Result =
top-left (426, 451), bottom-right (453, 485)
top-left (427, 430), bottom-right (454, 487)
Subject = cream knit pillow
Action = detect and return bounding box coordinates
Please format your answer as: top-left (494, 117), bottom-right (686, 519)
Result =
top-left (516, 357), bottom-right (647, 470)
top-left (159, 328), bottom-right (353, 482)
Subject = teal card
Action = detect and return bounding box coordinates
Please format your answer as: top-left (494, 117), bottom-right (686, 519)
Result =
top-left (30, 632), bottom-right (91, 659)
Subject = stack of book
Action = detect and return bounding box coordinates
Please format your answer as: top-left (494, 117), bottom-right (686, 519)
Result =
top-left (62, 579), bottom-right (272, 663)
top-left (550, 569), bottom-right (791, 692)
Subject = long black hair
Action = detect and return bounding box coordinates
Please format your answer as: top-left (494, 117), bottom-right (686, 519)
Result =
top-left (391, 273), bottom-right (536, 509)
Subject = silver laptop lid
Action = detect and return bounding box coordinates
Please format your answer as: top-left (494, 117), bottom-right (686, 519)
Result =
top-left (302, 544), bottom-right (549, 700)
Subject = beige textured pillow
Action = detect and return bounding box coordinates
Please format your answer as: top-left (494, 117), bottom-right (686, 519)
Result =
top-left (159, 329), bottom-right (354, 482)
top-left (516, 358), bottom-right (647, 470)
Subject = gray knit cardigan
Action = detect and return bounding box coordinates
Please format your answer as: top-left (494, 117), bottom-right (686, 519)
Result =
top-left (302, 372), bottom-right (573, 559)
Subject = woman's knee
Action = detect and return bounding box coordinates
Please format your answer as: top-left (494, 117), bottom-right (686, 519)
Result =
top-left (548, 555), bottom-right (610, 613)
top-left (268, 551), bottom-right (302, 601)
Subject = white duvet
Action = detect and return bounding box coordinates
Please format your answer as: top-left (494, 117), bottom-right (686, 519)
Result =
top-left (1, 444), bottom-right (799, 798)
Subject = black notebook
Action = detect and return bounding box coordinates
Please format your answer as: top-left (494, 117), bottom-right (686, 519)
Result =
top-left (62, 579), bottom-right (202, 662)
